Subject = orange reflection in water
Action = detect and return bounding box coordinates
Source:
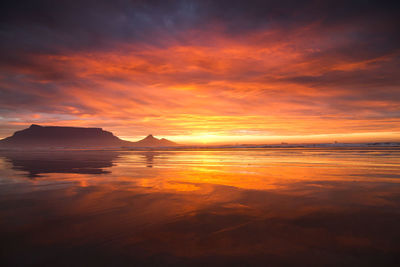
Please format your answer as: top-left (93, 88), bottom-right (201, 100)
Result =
top-left (0, 148), bottom-right (400, 265)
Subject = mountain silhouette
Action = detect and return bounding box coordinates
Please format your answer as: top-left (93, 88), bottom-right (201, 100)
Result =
top-left (0, 124), bottom-right (177, 149)
top-left (134, 134), bottom-right (177, 147)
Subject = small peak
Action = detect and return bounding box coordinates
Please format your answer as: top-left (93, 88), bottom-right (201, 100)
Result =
top-left (145, 134), bottom-right (154, 138)
top-left (29, 124), bottom-right (41, 128)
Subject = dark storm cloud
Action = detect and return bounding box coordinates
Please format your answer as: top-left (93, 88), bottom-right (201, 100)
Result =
top-left (0, 0), bottom-right (200, 54)
top-left (1, 0), bottom-right (399, 52)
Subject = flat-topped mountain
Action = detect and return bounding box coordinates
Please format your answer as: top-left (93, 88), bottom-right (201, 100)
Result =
top-left (0, 124), bottom-right (177, 149)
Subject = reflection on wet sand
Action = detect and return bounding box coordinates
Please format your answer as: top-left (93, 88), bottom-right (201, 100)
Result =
top-left (136, 151), bottom-right (170, 168)
top-left (0, 151), bottom-right (121, 177)
top-left (0, 151), bottom-right (171, 177)
top-left (0, 148), bottom-right (400, 266)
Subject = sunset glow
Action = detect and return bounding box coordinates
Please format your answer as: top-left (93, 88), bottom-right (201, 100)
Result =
top-left (1, 1), bottom-right (399, 144)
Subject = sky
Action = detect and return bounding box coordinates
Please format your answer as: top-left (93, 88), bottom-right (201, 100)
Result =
top-left (0, 0), bottom-right (399, 144)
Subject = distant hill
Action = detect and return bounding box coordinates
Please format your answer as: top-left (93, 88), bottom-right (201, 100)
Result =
top-left (0, 124), bottom-right (177, 149)
top-left (134, 134), bottom-right (177, 147)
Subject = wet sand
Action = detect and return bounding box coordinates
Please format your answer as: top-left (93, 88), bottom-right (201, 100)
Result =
top-left (1, 148), bottom-right (399, 266)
